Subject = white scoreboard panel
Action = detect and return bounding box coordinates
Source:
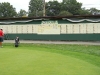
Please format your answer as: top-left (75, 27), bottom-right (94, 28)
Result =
top-left (60, 25), bottom-right (67, 34)
top-left (0, 23), bottom-right (100, 34)
top-left (67, 24), bottom-right (73, 34)
top-left (32, 25), bottom-right (38, 34)
top-left (86, 23), bottom-right (93, 33)
top-left (27, 25), bottom-right (33, 33)
top-left (80, 24), bottom-right (87, 33)
top-left (73, 24), bottom-right (80, 33)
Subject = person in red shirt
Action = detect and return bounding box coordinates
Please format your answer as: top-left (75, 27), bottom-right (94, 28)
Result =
top-left (0, 29), bottom-right (4, 48)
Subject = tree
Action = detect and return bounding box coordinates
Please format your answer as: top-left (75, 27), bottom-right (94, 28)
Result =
top-left (37, 11), bottom-right (43, 17)
top-left (58, 11), bottom-right (73, 16)
top-left (0, 2), bottom-right (17, 18)
top-left (79, 8), bottom-right (92, 15)
top-left (61, 0), bottom-right (82, 15)
top-left (28, 0), bottom-right (44, 17)
top-left (17, 9), bottom-right (28, 17)
top-left (45, 1), bottom-right (61, 16)
top-left (89, 8), bottom-right (100, 15)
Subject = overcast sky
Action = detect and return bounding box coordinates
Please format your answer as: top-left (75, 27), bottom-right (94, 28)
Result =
top-left (0, 0), bottom-right (100, 12)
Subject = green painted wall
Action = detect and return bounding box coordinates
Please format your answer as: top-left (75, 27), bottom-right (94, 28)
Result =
top-left (4, 33), bottom-right (100, 41)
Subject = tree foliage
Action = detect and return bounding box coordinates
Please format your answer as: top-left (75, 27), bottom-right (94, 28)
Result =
top-left (58, 11), bottom-right (73, 16)
top-left (89, 8), bottom-right (100, 15)
top-left (0, 2), bottom-right (17, 18)
top-left (17, 9), bottom-right (27, 17)
top-left (28, 0), bottom-right (44, 17)
top-left (45, 1), bottom-right (61, 16)
top-left (61, 0), bottom-right (82, 15)
top-left (0, 1), bottom-right (100, 18)
top-left (79, 8), bottom-right (92, 15)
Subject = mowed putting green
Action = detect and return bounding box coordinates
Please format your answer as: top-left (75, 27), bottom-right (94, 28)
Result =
top-left (0, 44), bottom-right (100, 75)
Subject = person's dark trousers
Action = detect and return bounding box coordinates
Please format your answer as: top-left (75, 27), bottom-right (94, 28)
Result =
top-left (15, 43), bottom-right (19, 47)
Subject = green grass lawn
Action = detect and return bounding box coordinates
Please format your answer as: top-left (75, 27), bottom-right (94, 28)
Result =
top-left (0, 43), bottom-right (100, 75)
